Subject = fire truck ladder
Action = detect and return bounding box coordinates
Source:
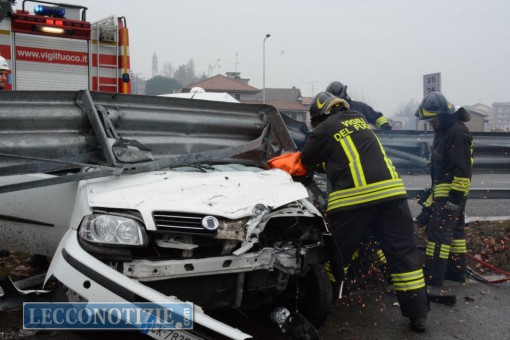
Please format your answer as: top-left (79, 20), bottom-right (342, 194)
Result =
top-left (91, 16), bottom-right (119, 93)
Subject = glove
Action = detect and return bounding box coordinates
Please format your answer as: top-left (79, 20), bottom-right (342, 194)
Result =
top-left (416, 188), bottom-right (432, 207)
top-left (380, 123), bottom-right (392, 130)
top-left (415, 206), bottom-right (432, 227)
top-left (292, 171), bottom-right (314, 185)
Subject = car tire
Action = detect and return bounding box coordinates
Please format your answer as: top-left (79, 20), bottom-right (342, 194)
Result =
top-left (297, 263), bottom-right (332, 328)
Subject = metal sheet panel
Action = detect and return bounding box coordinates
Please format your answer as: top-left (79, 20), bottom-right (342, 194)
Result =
top-left (2, 90), bottom-right (509, 183)
top-left (0, 91), bottom-right (287, 170)
top-left (13, 33), bottom-right (88, 90)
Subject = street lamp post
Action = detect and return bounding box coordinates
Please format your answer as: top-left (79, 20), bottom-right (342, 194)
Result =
top-left (263, 33), bottom-right (271, 104)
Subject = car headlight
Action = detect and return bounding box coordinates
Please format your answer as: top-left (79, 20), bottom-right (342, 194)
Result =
top-left (79, 214), bottom-right (148, 247)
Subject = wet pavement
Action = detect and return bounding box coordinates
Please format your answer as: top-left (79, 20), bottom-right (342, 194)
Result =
top-left (321, 278), bottom-right (510, 340)
top-left (2, 275), bottom-right (509, 340)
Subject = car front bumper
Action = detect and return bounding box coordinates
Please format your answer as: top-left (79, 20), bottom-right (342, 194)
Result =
top-left (45, 229), bottom-right (252, 340)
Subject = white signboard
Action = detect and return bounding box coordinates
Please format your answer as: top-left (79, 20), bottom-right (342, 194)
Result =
top-left (423, 73), bottom-right (441, 97)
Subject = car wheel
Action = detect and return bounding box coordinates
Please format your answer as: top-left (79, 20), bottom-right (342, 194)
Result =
top-left (297, 263), bottom-right (332, 328)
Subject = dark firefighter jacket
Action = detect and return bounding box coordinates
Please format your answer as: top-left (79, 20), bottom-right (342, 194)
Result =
top-left (301, 110), bottom-right (407, 213)
top-left (430, 119), bottom-right (473, 205)
top-left (348, 100), bottom-right (389, 129)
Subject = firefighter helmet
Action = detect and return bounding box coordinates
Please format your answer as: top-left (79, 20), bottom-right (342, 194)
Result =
top-left (310, 92), bottom-right (350, 128)
top-left (310, 92), bottom-right (337, 119)
top-left (326, 81), bottom-right (349, 100)
top-left (0, 56), bottom-right (9, 71)
top-left (416, 92), bottom-right (455, 120)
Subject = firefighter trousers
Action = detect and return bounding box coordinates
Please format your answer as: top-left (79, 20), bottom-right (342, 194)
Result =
top-left (327, 199), bottom-right (429, 318)
top-left (346, 233), bottom-right (392, 285)
top-left (423, 198), bottom-right (467, 286)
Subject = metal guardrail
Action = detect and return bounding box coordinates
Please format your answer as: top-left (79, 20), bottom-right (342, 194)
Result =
top-left (0, 90), bottom-right (296, 194)
top-left (374, 130), bottom-right (510, 173)
top-left (1, 92), bottom-right (509, 199)
top-left (0, 91), bottom-right (275, 168)
top-left (302, 126), bottom-right (510, 200)
top-left (283, 118), bottom-right (510, 174)
top-left (406, 188), bottom-right (510, 200)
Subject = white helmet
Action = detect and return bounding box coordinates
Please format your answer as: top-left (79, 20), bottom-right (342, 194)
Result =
top-left (0, 56), bottom-right (9, 71)
top-left (190, 87), bottom-right (205, 93)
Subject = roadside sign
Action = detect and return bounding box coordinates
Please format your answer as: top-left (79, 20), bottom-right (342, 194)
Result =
top-left (423, 73), bottom-right (441, 97)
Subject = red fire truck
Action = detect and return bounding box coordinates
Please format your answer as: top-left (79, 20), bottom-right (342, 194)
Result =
top-left (0, 0), bottom-right (131, 93)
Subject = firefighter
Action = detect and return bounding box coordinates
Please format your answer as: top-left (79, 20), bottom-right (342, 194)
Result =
top-left (326, 81), bottom-right (392, 284)
top-left (326, 81), bottom-right (392, 280)
top-left (301, 92), bottom-right (429, 332)
top-left (416, 92), bottom-right (473, 287)
top-left (0, 55), bottom-right (9, 90)
top-left (326, 81), bottom-right (392, 130)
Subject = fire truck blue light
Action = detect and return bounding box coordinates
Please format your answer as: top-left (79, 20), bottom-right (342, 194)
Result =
top-left (34, 5), bottom-right (66, 18)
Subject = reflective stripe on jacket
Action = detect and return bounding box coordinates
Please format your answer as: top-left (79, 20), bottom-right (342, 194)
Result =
top-left (301, 110), bottom-right (407, 212)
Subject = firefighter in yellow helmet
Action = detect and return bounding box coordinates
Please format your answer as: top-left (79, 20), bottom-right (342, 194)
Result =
top-left (301, 92), bottom-right (429, 332)
top-left (416, 92), bottom-right (473, 287)
top-left (0, 56), bottom-right (9, 90)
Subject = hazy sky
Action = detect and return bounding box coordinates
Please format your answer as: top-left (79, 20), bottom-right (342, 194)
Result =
top-left (20, 0), bottom-right (510, 115)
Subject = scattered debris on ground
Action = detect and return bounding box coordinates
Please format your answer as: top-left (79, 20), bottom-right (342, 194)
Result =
top-left (0, 251), bottom-right (48, 281)
top-left (466, 220), bottom-right (510, 272)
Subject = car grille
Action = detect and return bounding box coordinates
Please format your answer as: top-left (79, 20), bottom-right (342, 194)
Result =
top-left (142, 271), bottom-right (284, 310)
top-left (143, 273), bottom-right (236, 309)
top-left (152, 212), bottom-right (216, 235)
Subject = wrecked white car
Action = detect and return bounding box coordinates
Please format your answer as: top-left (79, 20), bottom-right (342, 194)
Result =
top-left (0, 91), bottom-right (341, 339)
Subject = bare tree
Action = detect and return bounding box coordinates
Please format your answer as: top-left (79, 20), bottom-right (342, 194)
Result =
top-left (173, 59), bottom-right (200, 87)
top-left (161, 62), bottom-right (174, 78)
top-left (157, 58), bottom-right (205, 87)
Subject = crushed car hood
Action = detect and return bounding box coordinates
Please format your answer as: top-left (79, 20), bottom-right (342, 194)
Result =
top-left (85, 168), bottom-right (309, 225)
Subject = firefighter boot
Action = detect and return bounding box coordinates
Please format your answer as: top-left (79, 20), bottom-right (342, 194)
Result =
top-left (445, 252), bottom-right (467, 283)
top-left (409, 315), bottom-right (427, 332)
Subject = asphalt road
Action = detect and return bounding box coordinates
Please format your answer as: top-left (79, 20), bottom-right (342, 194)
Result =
top-left (320, 279), bottom-right (510, 340)
top-left (9, 277), bottom-right (509, 340)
